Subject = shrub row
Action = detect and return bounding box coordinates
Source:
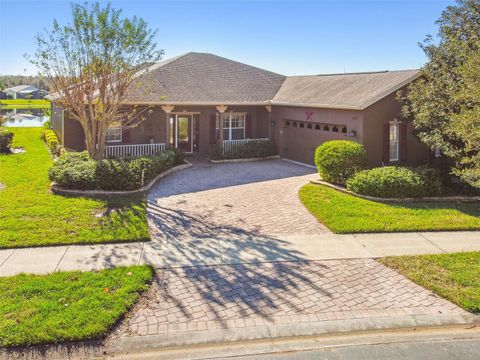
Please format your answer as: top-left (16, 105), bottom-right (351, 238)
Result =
top-left (0, 128), bottom-right (13, 154)
top-left (49, 150), bottom-right (176, 191)
top-left (42, 130), bottom-right (62, 156)
top-left (209, 140), bottom-right (276, 160)
top-left (314, 140), bottom-right (443, 198)
top-left (346, 166), bottom-right (442, 198)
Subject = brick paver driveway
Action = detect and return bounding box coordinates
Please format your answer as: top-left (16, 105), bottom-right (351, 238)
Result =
top-left (116, 259), bottom-right (466, 338)
top-left (147, 158), bottom-right (328, 243)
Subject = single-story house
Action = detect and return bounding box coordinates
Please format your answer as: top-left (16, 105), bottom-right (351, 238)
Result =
top-left (4, 85), bottom-right (41, 99)
top-left (51, 52), bottom-right (429, 166)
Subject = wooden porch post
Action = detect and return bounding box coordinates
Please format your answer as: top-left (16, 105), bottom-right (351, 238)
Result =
top-left (161, 105), bottom-right (175, 147)
top-left (265, 104), bottom-right (272, 140)
top-left (216, 105), bottom-right (228, 144)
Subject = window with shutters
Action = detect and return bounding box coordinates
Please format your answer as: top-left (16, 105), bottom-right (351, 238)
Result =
top-left (216, 112), bottom-right (245, 140)
top-left (106, 122), bottom-right (122, 142)
top-left (389, 122), bottom-right (400, 161)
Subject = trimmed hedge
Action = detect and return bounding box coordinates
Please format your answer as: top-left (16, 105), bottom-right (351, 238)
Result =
top-left (49, 150), bottom-right (176, 191)
top-left (346, 166), bottom-right (442, 198)
top-left (209, 140), bottom-right (276, 160)
top-left (315, 140), bottom-right (367, 185)
top-left (42, 130), bottom-right (62, 156)
top-left (0, 128), bottom-right (14, 154)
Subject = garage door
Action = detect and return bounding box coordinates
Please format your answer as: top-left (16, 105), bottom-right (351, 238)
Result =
top-left (281, 120), bottom-right (347, 165)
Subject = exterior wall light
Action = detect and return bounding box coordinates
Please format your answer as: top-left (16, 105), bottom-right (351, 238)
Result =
top-left (345, 130), bottom-right (357, 137)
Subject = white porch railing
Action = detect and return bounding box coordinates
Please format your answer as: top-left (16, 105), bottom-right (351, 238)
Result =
top-left (105, 143), bottom-right (166, 158)
top-left (222, 138), bottom-right (270, 153)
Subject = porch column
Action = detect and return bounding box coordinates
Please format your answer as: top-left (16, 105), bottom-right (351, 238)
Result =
top-left (216, 105), bottom-right (228, 144)
top-left (161, 105), bottom-right (175, 147)
top-left (265, 104), bottom-right (272, 140)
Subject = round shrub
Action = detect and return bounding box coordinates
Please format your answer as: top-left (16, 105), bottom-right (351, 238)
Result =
top-left (48, 151), bottom-right (96, 190)
top-left (314, 140), bottom-right (367, 185)
top-left (0, 128), bottom-right (14, 154)
top-left (346, 166), bottom-right (442, 198)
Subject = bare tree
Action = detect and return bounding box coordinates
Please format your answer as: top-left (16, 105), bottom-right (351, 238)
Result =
top-left (30, 2), bottom-right (163, 159)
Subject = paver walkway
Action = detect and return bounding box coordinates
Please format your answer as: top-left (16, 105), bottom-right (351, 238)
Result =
top-left (113, 259), bottom-right (467, 339)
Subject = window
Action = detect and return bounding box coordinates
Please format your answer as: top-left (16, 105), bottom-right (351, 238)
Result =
top-left (216, 112), bottom-right (245, 140)
top-left (389, 122), bottom-right (400, 161)
top-left (106, 123), bottom-right (122, 142)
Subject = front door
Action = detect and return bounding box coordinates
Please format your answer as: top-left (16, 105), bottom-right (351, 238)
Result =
top-left (176, 115), bottom-right (192, 152)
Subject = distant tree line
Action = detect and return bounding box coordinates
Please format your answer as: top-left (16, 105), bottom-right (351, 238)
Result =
top-left (0, 76), bottom-right (51, 91)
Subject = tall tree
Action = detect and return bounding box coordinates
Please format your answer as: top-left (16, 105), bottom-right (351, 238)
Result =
top-left (30, 2), bottom-right (163, 159)
top-left (402, 0), bottom-right (480, 187)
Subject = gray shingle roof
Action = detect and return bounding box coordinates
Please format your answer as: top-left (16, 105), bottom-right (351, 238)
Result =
top-left (125, 52), bottom-right (286, 104)
top-left (272, 70), bottom-right (419, 110)
top-left (4, 85), bottom-right (39, 93)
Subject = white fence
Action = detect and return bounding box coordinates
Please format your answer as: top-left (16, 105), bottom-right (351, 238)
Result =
top-left (222, 138), bottom-right (270, 153)
top-left (105, 143), bottom-right (166, 158)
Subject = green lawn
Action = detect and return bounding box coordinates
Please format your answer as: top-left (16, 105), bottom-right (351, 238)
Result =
top-left (299, 183), bottom-right (480, 233)
top-left (0, 99), bottom-right (50, 106)
top-left (0, 266), bottom-right (152, 347)
top-left (0, 128), bottom-right (149, 248)
top-left (380, 252), bottom-right (480, 313)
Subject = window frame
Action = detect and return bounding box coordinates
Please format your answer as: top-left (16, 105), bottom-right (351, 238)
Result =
top-left (106, 123), bottom-right (123, 143)
top-left (389, 121), bottom-right (400, 162)
top-left (217, 112), bottom-right (246, 140)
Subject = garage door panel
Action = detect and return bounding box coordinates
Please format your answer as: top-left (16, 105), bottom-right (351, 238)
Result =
top-left (282, 121), bottom-right (348, 165)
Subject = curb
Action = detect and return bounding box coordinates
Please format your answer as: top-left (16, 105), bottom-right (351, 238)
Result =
top-left (209, 155), bottom-right (280, 163)
top-left (106, 313), bottom-right (480, 355)
top-left (50, 161), bottom-right (193, 197)
top-left (310, 179), bottom-right (480, 203)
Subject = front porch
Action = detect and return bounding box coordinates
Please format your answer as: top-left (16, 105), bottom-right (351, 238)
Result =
top-left (104, 104), bottom-right (275, 158)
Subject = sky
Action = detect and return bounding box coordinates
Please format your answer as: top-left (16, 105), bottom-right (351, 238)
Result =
top-left (0, 0), bottom-right (455, 76)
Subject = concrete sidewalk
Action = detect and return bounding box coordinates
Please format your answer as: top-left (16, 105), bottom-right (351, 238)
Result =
top-left (0, 231), bottom-right (479, 276)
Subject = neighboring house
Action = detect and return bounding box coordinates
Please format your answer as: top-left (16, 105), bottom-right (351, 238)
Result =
top-left (50, 52), bottom-right (429, 166)
top-left (4, 85), bottom-right (41, 99)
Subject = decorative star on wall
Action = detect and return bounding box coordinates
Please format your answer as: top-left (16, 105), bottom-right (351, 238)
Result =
top-left (305, 111), bottom-right (314, 121)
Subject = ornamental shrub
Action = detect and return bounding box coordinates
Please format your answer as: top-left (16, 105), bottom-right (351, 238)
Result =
top-left (0, 128), bottom-right (13, 154)
top-left (209, 140), bottom-right (276, 160)
top-left (49, 150), bottom-right (176, 191)
top-left (346, 166), bottom-right (442, 198)
top-left (42, 129), bottom-right (62, 156)
top-left (48, 152), bottom-right (96, 190)
top-left (314, 141), bottom-right (367, 185)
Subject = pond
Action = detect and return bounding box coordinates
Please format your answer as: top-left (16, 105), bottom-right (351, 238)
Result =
top-left (0, 107), bottom-right (49, 127)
